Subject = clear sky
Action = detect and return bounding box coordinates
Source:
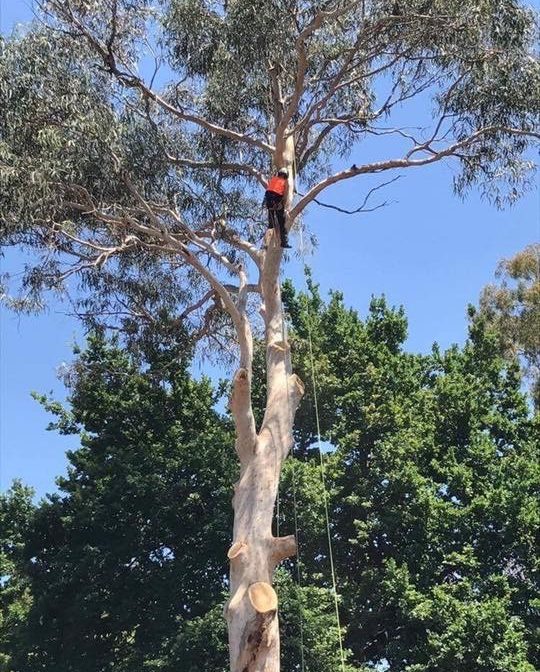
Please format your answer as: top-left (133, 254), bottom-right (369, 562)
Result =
top-left (1, 1), bottom-right (539, 498)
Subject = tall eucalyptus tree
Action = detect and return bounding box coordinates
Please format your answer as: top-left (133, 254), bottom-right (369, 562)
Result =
top-left (1, 1), bottom-right (538, 669)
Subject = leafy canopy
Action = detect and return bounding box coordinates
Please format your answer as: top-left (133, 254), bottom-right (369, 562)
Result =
top-left (474, 244), bottom-right (540, 408)
top-left (0, 0), bottom-right (538, 330)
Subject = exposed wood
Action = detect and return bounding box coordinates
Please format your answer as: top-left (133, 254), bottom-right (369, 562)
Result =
top-left (249, 583), bottom-right (278, 613)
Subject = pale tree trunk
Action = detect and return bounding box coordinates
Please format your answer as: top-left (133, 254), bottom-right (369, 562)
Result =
top-left (225, 141), bottom-right (301, 672)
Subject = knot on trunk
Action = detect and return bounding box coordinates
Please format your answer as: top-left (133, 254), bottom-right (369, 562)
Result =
top-left (234, 367), bottom-right (249, 385)
top-left (269, 339), bottom-right (289, 353)
top-left (230, 367), bottom-right (251, 413)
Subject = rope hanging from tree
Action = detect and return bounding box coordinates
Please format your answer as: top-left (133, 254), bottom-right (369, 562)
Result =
top-left (275, 224), bottom-right (347, 671)
top-left (304, 293), bottom-right (347, 671)
top-left (281, 310), bottom-right (306, 672)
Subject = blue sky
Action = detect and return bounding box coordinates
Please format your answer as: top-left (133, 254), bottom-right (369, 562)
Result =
top-left (1, 1), bottom-right (538, 498)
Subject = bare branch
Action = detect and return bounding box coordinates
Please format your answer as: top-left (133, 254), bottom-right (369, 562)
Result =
top-left (298, 176), bottom-right (401, 215)
top-left (166, 154), bottom-right (267, 188)
top-left (228, 262), bottom-right (257, 458)
top-left (179, 289), bottom-right (216, 320)
top-left (291, 126), bottom-right (540, 220)
top-left (297, 122), bottom-right (337, 171)
top-left (277, 5), bottom-right (355, 136)
top-left (197, 223), bottom-right (263, 269)
top-left (404, 76), bottom-right (469, 160)
top-left (295, 42), bottom-right (402, 144)
top-left (268, 61), bottom-right (285, 132)
top-left (58, 186), bottom-right (247, 349)
top-left (223, 283), bottom-right (260, 296)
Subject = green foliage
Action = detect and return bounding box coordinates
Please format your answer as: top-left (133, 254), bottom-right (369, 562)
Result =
top-left (276, 570), bottom-right (360, 672)
top-left (0, 27), bottom-right (218, 320)
top-left (11, 334), bottom-right (236, 672)
top-left (164, 603), bottom-right (229, 672)
top-left (475, 244), bottom-right (540, 408)
top-left (3, 285), bottom-right (539, 670)
top-left (0, 482), bottom-right (35, 672)
top-left (278, 278), bottom-right (539, 671)
top-left (0, 0), bottom-right (538, 320)
top-left (161, 0), bottom-right (540, 191)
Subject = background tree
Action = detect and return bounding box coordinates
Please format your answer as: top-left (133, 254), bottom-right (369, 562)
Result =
top-left (1, 1), bottom-right (539, 668)
top-left (4, 286), bottom-right (539, 671)
top-left (7, 332), bottom-right (350, 672)
top-left (473, 244), bottom-right (540, 409)
top-left (280, 279), bottom-right (540, 672)
top-left (14, 333), bottom-right (235, 672)
top-left (0, 481), bottom-right (35, 672)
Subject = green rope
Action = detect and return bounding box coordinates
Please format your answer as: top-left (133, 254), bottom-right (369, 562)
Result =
top-left (281, 299), bottom-right (307, 672)
top-left (306, 312), bottom-right (346, 671)
top-left (300, 228), bottom-right (347, 671)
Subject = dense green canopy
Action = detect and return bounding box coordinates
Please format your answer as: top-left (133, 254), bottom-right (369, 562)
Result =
top-left (2, 286), bottom-right (538, 671)
top-left (0, 482), bottom-right (34, 671)
top-left (282, 280), bottom-right (540, 671)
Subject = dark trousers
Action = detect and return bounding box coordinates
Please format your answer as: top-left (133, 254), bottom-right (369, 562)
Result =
top-left (266, 193), bottom-right (288, 244)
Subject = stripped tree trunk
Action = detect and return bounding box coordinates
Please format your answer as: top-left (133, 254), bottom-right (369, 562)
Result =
top-left (226, 142), bottom-right (301, 672)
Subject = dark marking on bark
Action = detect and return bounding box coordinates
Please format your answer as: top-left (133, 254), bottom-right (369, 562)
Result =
top-left (238, 612), bottom-right (274, 672)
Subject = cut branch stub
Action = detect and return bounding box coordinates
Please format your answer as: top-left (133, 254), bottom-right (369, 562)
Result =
top-left (228, 541), bottom-right (248, 560)
top-left (229, 366), bottom-right (257, 460)
top-left (248, 582), bottom-right (278, 614)
top-left (233, 367), bottom-right (249, 386)
top-left (289, 373), bottom-right (305, 398)
top-left (287, 373), bottom-right (306, 425)
top-left (270, 340), bottom-right (290, 353)
top-left (272, 535), bottom-right (297, 565)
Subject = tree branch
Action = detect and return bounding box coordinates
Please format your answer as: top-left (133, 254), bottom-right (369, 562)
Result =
top-left (291, 126), bottom-right (540, 220)
top-left (46, 0), bottom-right (274, 154)
top-left (179, 289), bottom-right (216, 321)
top-left (298, 176), bottom-right (401, 215)
top-left (166, 154), bottom-right (267, 188)
top-left (229, 264), bottom-right (257, 460)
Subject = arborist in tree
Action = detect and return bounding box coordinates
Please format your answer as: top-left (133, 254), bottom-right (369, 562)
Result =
top-left (262, 168), bottom-right (291, 249)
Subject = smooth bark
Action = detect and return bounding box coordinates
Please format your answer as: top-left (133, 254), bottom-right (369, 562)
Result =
top-left (225, 141), bottom-right (301, 671)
